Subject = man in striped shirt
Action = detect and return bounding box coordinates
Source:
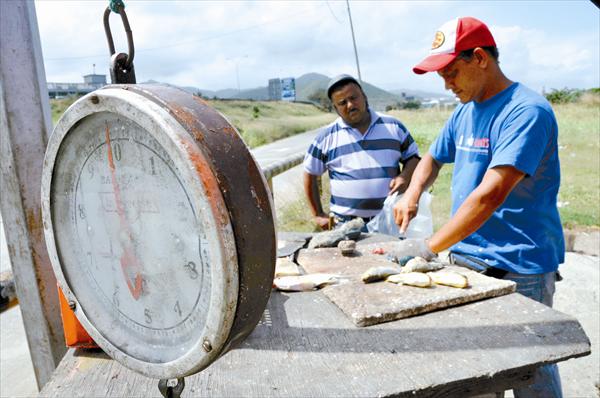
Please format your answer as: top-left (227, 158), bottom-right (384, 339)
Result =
top-left (303, 74), bottom-right (420, 230)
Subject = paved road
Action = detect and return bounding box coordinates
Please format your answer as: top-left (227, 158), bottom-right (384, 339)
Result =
top-left (553, 252), bottom-right (599, 398)
top-left (251, 129), bottom-right (318, 172)
top-left (1, 217), bottom-right (38, 397)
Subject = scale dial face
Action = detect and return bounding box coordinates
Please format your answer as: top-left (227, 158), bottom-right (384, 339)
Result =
top-left (42, 89), bottom-right (239, 378)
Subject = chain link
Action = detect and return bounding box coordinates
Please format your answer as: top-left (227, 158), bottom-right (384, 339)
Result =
top-left (103, 1), bottom-right (136, 83)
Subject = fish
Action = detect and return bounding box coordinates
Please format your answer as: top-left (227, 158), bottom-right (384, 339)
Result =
top-left (401, 257), bottom-right (444, 273)
top-left (386, 272), bottom-right (432, 288)
top-left (273, 273), bottom-right (341, 292)
top-left (397, 255), bottom-right (414, 266)
top-left (429, 271), bottom-right (469, 288)
top-left (274, 257), bottom-right (302, 278)
top-left (361, 266), bottom-right (402, 283)
top-left (386, 254), bottom-right (414, 266)
top-left (308, 218), bottom-right (365, 249)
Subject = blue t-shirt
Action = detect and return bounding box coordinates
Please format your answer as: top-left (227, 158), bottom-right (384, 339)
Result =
top-left (430, 82), bottom-right (564, 274)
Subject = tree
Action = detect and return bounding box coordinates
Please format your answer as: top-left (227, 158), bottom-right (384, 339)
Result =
top-left (544, 88), bottom-right (582, 104)
top-left (402, 100), bottom-right (421, 110)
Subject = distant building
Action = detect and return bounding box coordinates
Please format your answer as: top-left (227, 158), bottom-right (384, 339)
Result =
top-left (268, 77), bottom-right (295, 101)
top-left (83, 74), bottom-right (106, 85)
top-left (47, 74), bottom-right (107, 98)
top-left (421, 97), bottom-right (459, 110)
top-left (268, 78), bottom-right (282, 101)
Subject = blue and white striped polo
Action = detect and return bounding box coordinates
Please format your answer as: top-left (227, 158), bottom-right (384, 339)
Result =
top-left (303, 109), bottom-right (419, 217)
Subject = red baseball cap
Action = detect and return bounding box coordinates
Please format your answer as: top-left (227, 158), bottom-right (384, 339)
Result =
top-left (413, 17), bottom-right (496, 74)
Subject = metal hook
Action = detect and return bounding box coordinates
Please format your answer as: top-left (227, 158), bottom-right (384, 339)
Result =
top-left (103, 4), bottom-right (135, 69)
top-left (158, 378), bottom-right (185, 398)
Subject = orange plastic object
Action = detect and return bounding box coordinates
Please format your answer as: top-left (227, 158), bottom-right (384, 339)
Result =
top-left (57, 286), bottom-right (98, 348)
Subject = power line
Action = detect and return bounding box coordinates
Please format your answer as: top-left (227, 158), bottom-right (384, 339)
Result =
top-left (325, 0), bottom-right (343, 24)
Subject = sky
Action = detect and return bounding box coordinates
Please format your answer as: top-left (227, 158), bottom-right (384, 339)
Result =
top-left (35, 0), bottom-right (600, 95)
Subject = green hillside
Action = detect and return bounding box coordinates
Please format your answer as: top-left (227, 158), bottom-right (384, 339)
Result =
top-left (295, 73), bottom-right (330, 101)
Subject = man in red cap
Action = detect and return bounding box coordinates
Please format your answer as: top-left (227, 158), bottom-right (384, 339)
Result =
top-left (393, 17), bottom-right (564, 398)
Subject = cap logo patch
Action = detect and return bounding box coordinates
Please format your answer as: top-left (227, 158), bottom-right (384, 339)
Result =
top-left (431, 31), bottom-right (445, 49)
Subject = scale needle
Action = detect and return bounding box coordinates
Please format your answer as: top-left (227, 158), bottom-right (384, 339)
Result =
top-left (105, 122), bottom-right (143, 300)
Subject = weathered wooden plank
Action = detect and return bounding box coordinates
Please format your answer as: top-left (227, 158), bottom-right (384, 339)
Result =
top-left (0, 1), bottom-right (66, 389)
top-left (39, 293), bottom-right (590, 397)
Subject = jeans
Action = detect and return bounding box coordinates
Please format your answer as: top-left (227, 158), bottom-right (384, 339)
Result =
top-left (449, 253), bottom-right (563, 398)
top-left (503, 271), bottom-right (563, 398)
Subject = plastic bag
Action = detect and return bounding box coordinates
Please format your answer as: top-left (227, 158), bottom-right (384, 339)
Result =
top-left (366, 192), bottom-right (433, 239)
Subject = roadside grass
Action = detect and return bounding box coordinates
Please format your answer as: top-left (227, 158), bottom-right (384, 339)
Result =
top-left (209, 100), bottom-right (335, 148)
top-left (50, 96), bottom-right (82, 123)
top-left (278, 174), bottom-right (332, 233)
top-left (555, 101), bottom-right (600, 228)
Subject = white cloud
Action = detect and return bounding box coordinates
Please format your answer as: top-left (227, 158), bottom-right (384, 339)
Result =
top-left (492, 23), bottom-right (599, 91)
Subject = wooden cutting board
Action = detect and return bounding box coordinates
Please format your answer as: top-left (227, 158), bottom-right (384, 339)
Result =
top-left (296, 241), bottom-right (516, 327)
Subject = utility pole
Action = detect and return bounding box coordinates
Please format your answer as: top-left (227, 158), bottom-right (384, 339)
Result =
top-left (235, 62), bottom-right (240, 93)
top-left (345, 0), bottom-right (362, 82)
top-left (227, 55), bottom-right (248, 94)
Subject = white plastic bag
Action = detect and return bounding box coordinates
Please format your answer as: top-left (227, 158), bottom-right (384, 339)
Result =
top-left (366, 192), bottom-right (433, 239)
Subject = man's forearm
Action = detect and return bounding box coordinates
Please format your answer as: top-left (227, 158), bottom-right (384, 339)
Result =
top-left (303, 172), bottom-right (325, 217)
top-left (404, 153), bottom-right (442, 199)
top-left (397, 156), bottom-right (420, 190)
top-left (399, 156), bottom-right (420, 180)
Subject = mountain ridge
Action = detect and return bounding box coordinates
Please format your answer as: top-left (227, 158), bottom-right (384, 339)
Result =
top-left (171, 73), bottom-right (451, 110)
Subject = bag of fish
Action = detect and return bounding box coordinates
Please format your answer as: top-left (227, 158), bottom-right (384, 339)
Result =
top-left (366, 192), bottom-right (433, 239)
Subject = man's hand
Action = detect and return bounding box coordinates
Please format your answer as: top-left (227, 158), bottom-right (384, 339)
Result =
top-left (393, 193), bottom-right (419, 233)
top-left (390, 238), bottom-right (437, 261)
top-left (388, 175), bottom-right (409, 195)
top-left (314, 214), bottom-right (331, 230)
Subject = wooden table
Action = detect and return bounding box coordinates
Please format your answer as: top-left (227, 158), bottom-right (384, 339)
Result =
top-left (40, 291), bottom-right (590, 397)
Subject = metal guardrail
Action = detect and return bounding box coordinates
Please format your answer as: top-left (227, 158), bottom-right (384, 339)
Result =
top-left (262, 152), bottom-right (305, 182)
top-left (251, 128), bottom-right (319, 191)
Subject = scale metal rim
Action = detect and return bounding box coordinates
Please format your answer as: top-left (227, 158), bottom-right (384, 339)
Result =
top-left (41, 87), bottom-right (241, 379)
